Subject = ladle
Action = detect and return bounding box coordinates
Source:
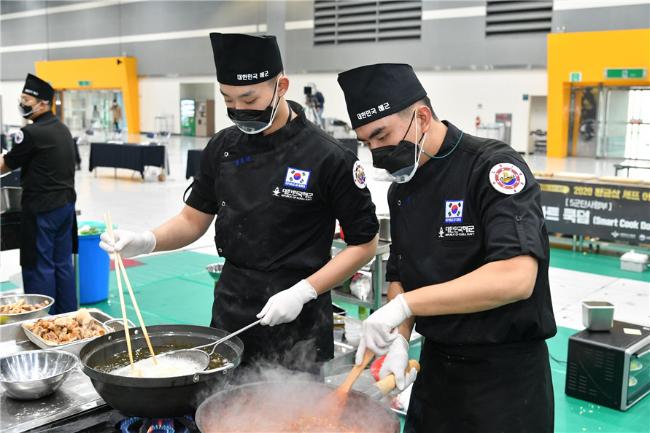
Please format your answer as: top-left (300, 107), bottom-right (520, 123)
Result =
top-left (155, 319), bottom-right (261, 370)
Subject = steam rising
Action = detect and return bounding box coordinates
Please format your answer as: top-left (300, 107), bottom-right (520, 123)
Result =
top-left (195, 363), bottom-right (398, 433)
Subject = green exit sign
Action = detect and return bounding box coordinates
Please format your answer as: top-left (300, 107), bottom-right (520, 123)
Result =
top-left (569, 71), bottom-right (582, 82)
top-left (605, 68), bottom-right (646, 79)
top-left (78, 80), bottom-right (92, 87)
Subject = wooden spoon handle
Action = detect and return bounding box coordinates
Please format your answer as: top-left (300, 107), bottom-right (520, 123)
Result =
top-left (374, 360), bottom-right (421, 395)
top-left (336, 350), bottom-right (374, 394)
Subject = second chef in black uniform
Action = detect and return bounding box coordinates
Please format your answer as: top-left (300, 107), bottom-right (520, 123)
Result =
top-left (100, 34), bottom-right (379, 373)
top-left (1, 74), bottom-right (78, 314)
top-left (338, 64), bottom-right (557, 433)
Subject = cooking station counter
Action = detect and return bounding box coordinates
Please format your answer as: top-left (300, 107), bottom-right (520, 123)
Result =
top-left (0, 309), bottom-right (108, 433)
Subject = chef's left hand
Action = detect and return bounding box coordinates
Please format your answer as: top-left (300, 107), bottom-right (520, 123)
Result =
top-left (257, 279), bottom-right (317, 326)
top-left (355, 294), bottom-right (412, 364)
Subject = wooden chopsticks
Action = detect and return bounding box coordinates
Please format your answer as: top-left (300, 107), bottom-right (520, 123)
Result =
top-left (104, 212), bottom-right (157, 365)
top-left (104, 214), bottom-right (134, 368)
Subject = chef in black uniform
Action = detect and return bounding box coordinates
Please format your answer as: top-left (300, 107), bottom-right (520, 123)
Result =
top-left (338, 64), bottom-right (556, 432)
top-left (100, 34), bottom-right (379, 373)
top-left (0, 74), bottom-right (78, 314)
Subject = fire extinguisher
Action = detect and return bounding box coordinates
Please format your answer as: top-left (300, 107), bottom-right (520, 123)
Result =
top-left (475, 115), bottom-right (481, 129)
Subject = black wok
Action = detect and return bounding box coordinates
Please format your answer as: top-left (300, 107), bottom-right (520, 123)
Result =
top-left (79, 324), bottom-right (243, 417)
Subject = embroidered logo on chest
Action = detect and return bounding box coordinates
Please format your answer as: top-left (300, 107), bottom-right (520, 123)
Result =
top-left (438, 225), bottom-right (476, 238)
top-left (284, 167), bottom-right (311, 190)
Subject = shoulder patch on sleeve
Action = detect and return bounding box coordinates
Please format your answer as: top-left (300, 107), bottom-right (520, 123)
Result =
top-left (489, 162), bottom-right (526, 195)
top-left (353, 160), bottom-right (367, 189)
top-left (13, 130), bottom-right (24, 144)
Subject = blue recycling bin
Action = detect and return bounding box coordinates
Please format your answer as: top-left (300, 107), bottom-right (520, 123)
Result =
top-left (78, 221), bottom-right (110, 304)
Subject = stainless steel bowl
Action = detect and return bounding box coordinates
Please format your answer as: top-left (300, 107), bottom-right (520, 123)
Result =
top-left (206, 262), bottom-right (224, 282)
top-left (0, 294), bottom-right (54, 325)
top-left (0, 350), bottom-right (78, 400)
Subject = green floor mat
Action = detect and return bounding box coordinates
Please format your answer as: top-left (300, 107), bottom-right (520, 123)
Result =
top-left (84, 251), bottom-right (218, 326)
top-left (550, 248), bottom-right (650, 282)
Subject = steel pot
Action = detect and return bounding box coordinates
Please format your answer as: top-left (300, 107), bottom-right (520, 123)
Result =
top-left (0, 187), bottom-right (22, 214)
top-left (79, 324), bottom-right (243, 417)
top-left (378, 215), bottom-right (390, 242)
top-left (195, 381), bottom-right (400, 433)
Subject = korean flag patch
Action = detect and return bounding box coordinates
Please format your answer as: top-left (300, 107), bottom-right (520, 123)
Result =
top-left (445, 200), bottom-right (463, 223)
top-left (284, 167), bottom-right (311, 190)
top-left (489, 162), bottom-right (526, 195)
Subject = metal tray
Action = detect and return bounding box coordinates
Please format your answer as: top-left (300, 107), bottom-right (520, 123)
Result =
top-left (0, 308), bottom-right (113, 433)
top-left (20, 311), bottom-right (128, 356)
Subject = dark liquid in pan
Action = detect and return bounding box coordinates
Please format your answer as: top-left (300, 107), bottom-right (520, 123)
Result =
top-left (95, 344), bottom-right (228, 373)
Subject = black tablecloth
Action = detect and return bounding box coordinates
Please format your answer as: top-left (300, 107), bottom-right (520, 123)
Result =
top-left (89, 142), bottom-right (167, 178)
top-left (186, 149), bottom-right (203, 179)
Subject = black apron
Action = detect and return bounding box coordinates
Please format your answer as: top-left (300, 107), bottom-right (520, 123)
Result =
top-left (207, 118), bottom-right (334, 374)
top-left (405, 339), bottom-right (554, 433)
top-left (209, 263), bottom-right (333, 375)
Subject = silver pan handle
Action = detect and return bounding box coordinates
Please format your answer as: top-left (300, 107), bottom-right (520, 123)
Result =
top-left (192, 362), bottom-right (236, 382)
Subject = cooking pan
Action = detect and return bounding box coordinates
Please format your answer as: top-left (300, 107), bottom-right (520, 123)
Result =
top-left (79, 324), bottom-right (243, 417)
top-left (195, 380), bottom-right (400, 433)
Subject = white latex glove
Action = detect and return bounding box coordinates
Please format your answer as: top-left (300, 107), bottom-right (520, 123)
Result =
top-left (99, 229), bottom-right (156, 258)
top-left (379, 334), bottom-right (417, 391)
top-left (257, 279), bottom-right (317, 326)
top-left (355, 294), bottom-right (412, 364)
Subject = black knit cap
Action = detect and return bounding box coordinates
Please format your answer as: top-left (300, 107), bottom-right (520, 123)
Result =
top-left (337, 63), bottom-right (427, 129)
top-left (209, 33), bottom-right (283, 85)
top-left (22, 73), bottom-right (54, 101)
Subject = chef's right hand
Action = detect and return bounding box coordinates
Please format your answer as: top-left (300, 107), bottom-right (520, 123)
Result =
top-left (379, 335), bottom-right (417, 391)
top-left (99, 229), bottom-right (156, 258)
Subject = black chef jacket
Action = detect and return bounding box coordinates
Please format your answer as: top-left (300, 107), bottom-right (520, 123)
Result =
top-left (186, 101), bottom-right (378, 368)
top-left (390, 121), bottom-right (556, 433)
top-left (4, 111), bottom-right (77, 266)
top-left (386, 120), bottom-right (556, 345)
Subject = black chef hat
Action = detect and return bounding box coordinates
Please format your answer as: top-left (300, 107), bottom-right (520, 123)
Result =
top-left (338, 63), bottom-right (427, 129)
top-left (22, 73), bottom-right (54, 101)
top-left (209, 33), bottom-right (283, 86)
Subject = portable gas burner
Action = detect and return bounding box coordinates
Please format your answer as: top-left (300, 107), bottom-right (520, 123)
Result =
top-left (118, 415), bottom-right (197, 433)
top-left (23, 406), bottom-right (199, 433)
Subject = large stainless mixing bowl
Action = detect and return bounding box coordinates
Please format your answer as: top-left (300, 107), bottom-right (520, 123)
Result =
top-left (0, 350), bottom-right (78, 400)
top-left (0, 294), bottom-right (54, 325)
